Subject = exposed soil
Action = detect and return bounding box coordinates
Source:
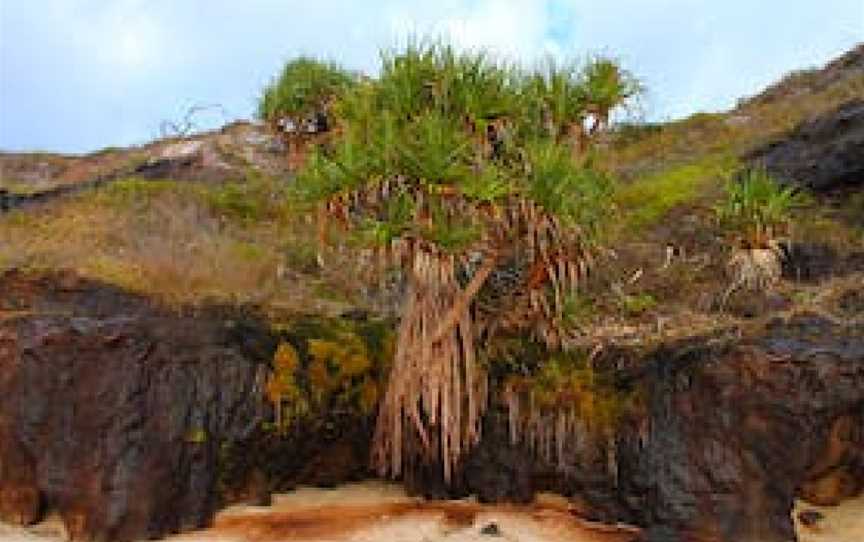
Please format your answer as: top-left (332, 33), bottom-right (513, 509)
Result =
top-left (1, 122), bottom-right (291, 212)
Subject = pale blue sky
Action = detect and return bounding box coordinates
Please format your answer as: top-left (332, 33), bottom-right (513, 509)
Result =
top-left (1, 0), bottom-right (862, 154)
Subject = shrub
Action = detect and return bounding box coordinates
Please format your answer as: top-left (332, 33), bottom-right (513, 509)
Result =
top-left (716, 168), bottom-right (807, 300)
top-left (715, 167), bottom-right (806, 247)
top-left (265, 342), bottom-right (306, 434)
top-left (257, 57), bottom-right (355, 125)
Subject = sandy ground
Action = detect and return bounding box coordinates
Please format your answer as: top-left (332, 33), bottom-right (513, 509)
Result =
top-left (0, 483), bottom-right (638, 542)
top-left (794, 494), bottom-right (864, 542)
top-left (0, 516), bottom-right (67, 542)
top-left (1, 483), bottom-right (861, 542)
top-left (171, 483), bottom-right (640, 542)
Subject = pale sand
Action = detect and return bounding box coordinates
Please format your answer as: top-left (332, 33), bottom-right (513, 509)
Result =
top-left (794, 495), bottom-right (864, 542)
top-left (2, 483), bottom-right (862, 542)
top-left (172, 482), bottom-right (639, 542)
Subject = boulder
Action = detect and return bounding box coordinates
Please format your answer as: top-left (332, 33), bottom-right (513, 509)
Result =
top-left (611, 314), bottom-right (864, 542)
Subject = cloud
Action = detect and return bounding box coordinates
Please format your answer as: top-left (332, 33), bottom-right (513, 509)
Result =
top-left (387, 0), bottom-right (558, 59)
top-left (1, 0), bottom-right (862, 152)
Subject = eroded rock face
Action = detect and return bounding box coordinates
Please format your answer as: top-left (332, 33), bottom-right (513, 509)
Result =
top-left (462, 409), bottom-right (535, 504)
top-left (0, 270), bottom-right (273, 541)
top-left (749, 99), bottom-right (864, 192)
top-left (1, 270), bottom-right (862, 542)
top-left (395, 313), bottom-right (864, 542)
top-left (459, 314), bottom-right (864, 542)
top-left (219, 415), bottom-right (375, 501)
top-left (611, 314), bottom-right (864, 542)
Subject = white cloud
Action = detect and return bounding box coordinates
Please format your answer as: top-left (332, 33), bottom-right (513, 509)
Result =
top-left (26, 0), bottom-right (176, 85)
top-left (2, 0), bottom-right (862, 152)
top-left (386, 0), bottom-right (556, 59)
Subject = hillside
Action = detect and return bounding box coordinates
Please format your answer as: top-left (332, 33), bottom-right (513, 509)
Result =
top-left (3, 45), bottom-right (861, 336)
top-left (0, 43), bottom-right (862, 542)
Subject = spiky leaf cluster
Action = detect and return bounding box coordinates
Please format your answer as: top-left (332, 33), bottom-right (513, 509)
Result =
top-left (291, 42), bottom-right (636, 241)
top-left (257, 57), bottom-right (355, 124)
top-left (715, 168), bottom-right (806, 247)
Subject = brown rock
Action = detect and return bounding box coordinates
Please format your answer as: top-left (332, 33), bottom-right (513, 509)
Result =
top-left (800, 466), bottom-right (861, 506)
top-left (0, 271), bottom-right (273, 541)
top-left (0, 485), bottom-right (41, 526)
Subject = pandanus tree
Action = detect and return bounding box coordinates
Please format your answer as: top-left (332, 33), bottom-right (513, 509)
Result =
top-left (715, 168), bottom-right (805, 301)
top-left (519, 56), bottom-right (640, 158)
top-left (258, 57), bottom-right (355, 136)
top-left (279, 41), bottom-right (638, 483)
top-left (521, 57), bottom-right (588, 150)
top-left (582, 56), bottom-right (641, 136)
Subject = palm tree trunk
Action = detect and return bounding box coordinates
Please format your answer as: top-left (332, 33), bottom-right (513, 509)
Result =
top-left (431, 250), bottom-right (499, 343)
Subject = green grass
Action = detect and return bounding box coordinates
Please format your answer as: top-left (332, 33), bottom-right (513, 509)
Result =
top-left (0, 173), bottom-right (342, 313)
top-left (619, 292), bottom-right (657, 315)
top-left (613, 154), bottom-right (736, 232)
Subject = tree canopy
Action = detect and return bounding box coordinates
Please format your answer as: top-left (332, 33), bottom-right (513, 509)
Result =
top-left (257, 56), bottom-right (356, 125)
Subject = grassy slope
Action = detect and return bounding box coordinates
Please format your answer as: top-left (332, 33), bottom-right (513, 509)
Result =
top-left (0, 174), bottom-right (359, 317)
top-left (570, 61), bottom-right (864, 344)
top-left (0, 54), bottom-right (862, 334)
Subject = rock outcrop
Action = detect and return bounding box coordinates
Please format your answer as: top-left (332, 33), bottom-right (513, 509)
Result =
top-left (749, 99), bottom-right (864, 192)
top-left (1, 270), bottom-right (862, 542)
top-left (0, 270), bottom-right (274, 541)
top-left (422, 310), bottom-right (864, 542)
top-left (404, 309), bottom-right (864, 542)
top-left (605, 313), bottom-right (864, 542)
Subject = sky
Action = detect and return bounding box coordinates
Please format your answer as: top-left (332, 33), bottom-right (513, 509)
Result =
top-left (0, 0), bottom-right (862, 154)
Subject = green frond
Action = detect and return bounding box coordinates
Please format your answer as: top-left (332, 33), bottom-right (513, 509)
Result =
top-left (397, 112), bottom-right (472, 185)
top-left (257, 56), bottom-right (355, 122)
top-left (715, 167), bottom-right (807, 241)
top-left (522, 140), bottom-right (612, 232)
top-left (582, 55), bottom-right (641, 117)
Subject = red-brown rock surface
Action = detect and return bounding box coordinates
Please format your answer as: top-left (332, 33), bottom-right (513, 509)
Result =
top-left (0, 270), bottom-right (273, 541)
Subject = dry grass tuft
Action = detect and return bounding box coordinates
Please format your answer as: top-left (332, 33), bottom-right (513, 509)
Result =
top-left (0, 177), bottom-right (349, 314)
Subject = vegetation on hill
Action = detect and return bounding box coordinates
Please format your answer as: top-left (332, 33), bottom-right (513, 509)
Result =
top-left (269, 40), bottom-right (640, 482)
top-left (1, 40), bottom-right (862, 487)
top-left (716, 168), bottom-right (808, 302)
top-left (257, 57), bottom-right (355, 128)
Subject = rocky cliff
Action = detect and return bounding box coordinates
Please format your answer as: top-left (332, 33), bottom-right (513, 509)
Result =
top-left (615, 313), bottom-right (864, 541)
top-left (0, 270), bottom-right (274, 541)
top-left (1, 271), bottom-right (862, 542)
top-left (418, 310), bottom-right (864, 542)
top-left (750, 99), bottom-right (864, 192)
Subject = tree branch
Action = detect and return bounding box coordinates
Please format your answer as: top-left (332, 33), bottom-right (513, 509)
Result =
top-left (430, 251), bottom-right (499, 344)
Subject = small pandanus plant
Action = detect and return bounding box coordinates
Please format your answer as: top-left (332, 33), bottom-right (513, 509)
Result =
top-left (715, 168), bottom-right (807, 299)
